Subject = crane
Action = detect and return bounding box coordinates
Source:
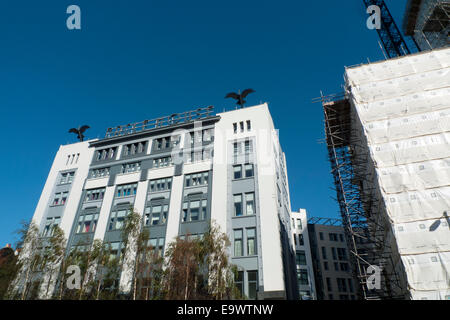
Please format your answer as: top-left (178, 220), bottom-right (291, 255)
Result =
top-left (363, 0), bottom-right (416, 58)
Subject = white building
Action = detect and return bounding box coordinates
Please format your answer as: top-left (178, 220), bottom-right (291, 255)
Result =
top-left (325, 46), bottom-right (450, 299)
top-left (290, 209), bottom-right (316, 300)
top-left (24, 103), bottom-right (298, 300)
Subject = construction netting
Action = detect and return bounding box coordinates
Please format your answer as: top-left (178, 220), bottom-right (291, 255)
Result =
top-left (345, 47), bottom-right (450, 300)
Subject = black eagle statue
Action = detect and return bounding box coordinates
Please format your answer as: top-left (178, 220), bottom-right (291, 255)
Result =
top-left (69, 125), bottom-right (90, 142)
top-left (225, 89), bottom-right (255, 108)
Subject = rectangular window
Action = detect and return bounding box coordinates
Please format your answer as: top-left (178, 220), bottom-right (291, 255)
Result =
top-left (42, 217), bottom-right (61, 237)
top-left (298, 234), bottom-right (304, 246)
top-left (233, 123), bottom-right (237, 134)
top-left (244, 140), bottom-right (252, 153)
top-left (234, 229), bottom-right (243, 257)
top-left (90, 167), bottom-right (110, 179)
top-left (319, 232), bottom-right (324, 240)
top-left (321, 247), bottom-right (327, 260)
top-left (60, 172), bottom-right (75, 184)
top-left (152, 156), bottom-right (172, 168)
top-left (337, 278), bottom-right (347, 292)
top-left (233, 142), bottom-right (240, 155)
top-left (326, 277), bottom-right (332, 291)
top-left (233, 165), bottom-right (242, 179)
top-left (247, 228), bottom-right (256, 256)
top-left (234, 194), bottom-right (243, 217)
top-left (239, 122), bottom-right (244, 132)
top-left (85, 188), bottom-right (105, 202)
top-left (52, 193), bottom-right (61, 206)
top-left (116, 184), bottom-right (137, 198)
top-left (348, 279), bottom-right (354, 293)
top-left (337, 248), bottom-right (347, 261)
top-left (185, 172), bottom-right (209, 187)
top-left (235, 271), bottom-right (244, 297)
top-left (248, 271), bottom-right (258, 300)
top-left (244, 164), bottom-right (254, 177)
top-left (121, 162), bottom-right (141, 174)
top-left (298, 269), bottom-right (308, 285)
top-left (296, 250), bottom-right (307, 266)
top-left (150, 177), bottom-right (172, 192)
top-left (76, 213), bottom-right (99, 234)
top-left (339, 234), bottom-right (344, 242)
top-left (332, 247), bottom-right (337, 260)
top-left (245, 193), bottom-right (255, 215)
top-left (246, 120), bottom-right (251, 131)
top-left (181, 199), bottom-right (207, 222)
top-left (296, 219), bottom-right (302, 230)
top-left (324, 261), bottom-right (328, 270)
top-left (109, 209), bottom-right (129, 231)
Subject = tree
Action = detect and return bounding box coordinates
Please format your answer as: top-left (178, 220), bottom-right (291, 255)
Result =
top-left (0, 247), bottom-right (18, 299)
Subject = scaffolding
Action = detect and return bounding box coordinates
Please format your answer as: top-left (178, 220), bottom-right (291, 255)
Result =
top-left (314, 93), bottom-right (406, 300)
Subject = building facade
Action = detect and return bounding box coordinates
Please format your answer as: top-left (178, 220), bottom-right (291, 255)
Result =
top-left (25, 103), bottom-right (298, 300)
top-left (307, 220), bottom-right (360, 300)
top-left (290, 209), bottom-right (316, 300)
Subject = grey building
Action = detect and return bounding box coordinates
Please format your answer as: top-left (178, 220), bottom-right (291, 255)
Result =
top-left (307, 218), bottom-right (360, 300)
top-left (18, 103), bottom-right (298, 300)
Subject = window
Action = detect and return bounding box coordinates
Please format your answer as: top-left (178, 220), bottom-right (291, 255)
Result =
top-left (340, 263), bottom-right (349, 272)
top-left (52, 192), bottom-right (68, 206)
top-left (326, 277), bottom-right (332, 291)
top-left (239, 122), bottom-right (244, 132)
top-left (124, 141), bottom-right (147, 156)
top-left (245, 193), bottom-right (255, 215)
top-left (296, 219), bottom-right (302, 230)
top-left (337, 248), bottom-right (347, 261)
top-left (234, 229), bottom-right (243, 257)
top-left (116, 184), bottom-right (137, 198)
top-left (244, 140), bottom-right (252, 153)
top-left (150, 177), bottom-right (172, 192)
top-left (324, 261), bottom-right (329, 270)
top-left (42, 217), bottom-right (61, 237)
top-left (154, 137), bottom-right (173, 150)
top-left (319, 232), bottom-right (324, 240)
top-left (233, 142), bottom-right (240, 155)
top-left (108, 242), bottom-right (124, 261)
top-left (348, 279), bottom-right (354, 293)
top-left (60, 172), bottom-right (75, 184)
top-left (246, 120), bottom-right (251, 131)
top-left (235, 271), bottom-right (244, 297)
top-left (339, 234), bottom-right (344, 242)
top-left (321, 247), bottom-right (327, 260)
top-left (247, 228), bottom-right (256, 255)
top-left (296, 250), bottom-right (307, 266)
top-left (148, 237), bottom-right (165, 257)
top-left (121, 162), bottom-right (141, 174)
top-left (298, 269), bottom-right (308, 285)
top-left (90, 167), bottom-right (109, 179)
top-left (247, 271), bottom-right (258, 299)
top-left (298, 234), bottom-right (304, 246)
top-left (152, 156), bottom-right (172, 168)
top-left (337, 278), bottom-right (347, 292)
top-left (234, 194), bottom-right (243, 217)
top-left (96, 147), bottom-right (117, 161)
top-left (334, 262), bottom-right (339, 271)
top-left (182, 199), bottom-right (208, 222)
top-left (233, 123), bottom-right (237, 134)
top-left (76, 213), bottom-right (99, 233)
top-left (185, 172), bottom-right (209, 187)
top-left (233, 165), bottom-right (242, 179)
top-left (244, 164), bottom-right (254, 177)
top-left (144, 204), bottom-right (169, 226)
top-left (329, 233), bottom-right (338, 241)
top-left (332, 247), bottom-right (337, 260)
top-left (85, 188), bottom-right (105, 202)
top-left (109, 209), bottom-right (129, 231)
top-left (202, 129), bottom-right (213, 142)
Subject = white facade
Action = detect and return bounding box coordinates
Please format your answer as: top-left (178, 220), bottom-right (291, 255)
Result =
top-left (24, 103), bottom-right (296, 300)
top-left (290, 209), bottom-right (316, 300)
top-left (345, 46), bottom-right (450, 300)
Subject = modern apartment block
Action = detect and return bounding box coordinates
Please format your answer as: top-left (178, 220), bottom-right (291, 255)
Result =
top-left (403, 0), bottom-right (449, 51)
top-left (321, 46), bottom-right (450, 299)
top-left (290, 209), bottom-right (316, 300)
top-left (307, 219), bottom-right (359, 300)
top-left (25, 103), bottom-right (297, 300)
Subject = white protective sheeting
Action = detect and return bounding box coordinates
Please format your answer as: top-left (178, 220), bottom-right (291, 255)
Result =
top-left (345, 47), bottom-right (450, 299)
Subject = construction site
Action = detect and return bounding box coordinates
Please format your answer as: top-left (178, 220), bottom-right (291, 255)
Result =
top-left (317, 0), bottom-right (450, 300)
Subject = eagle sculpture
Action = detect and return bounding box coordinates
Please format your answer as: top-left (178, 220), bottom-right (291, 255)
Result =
top-left (69, 125), bottom-right (90, 142)
top-left (225, 89), bottom-right (255, 108)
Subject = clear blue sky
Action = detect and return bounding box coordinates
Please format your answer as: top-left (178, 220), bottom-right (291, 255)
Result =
top-left (0, 0), bottom-right (409, 246)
